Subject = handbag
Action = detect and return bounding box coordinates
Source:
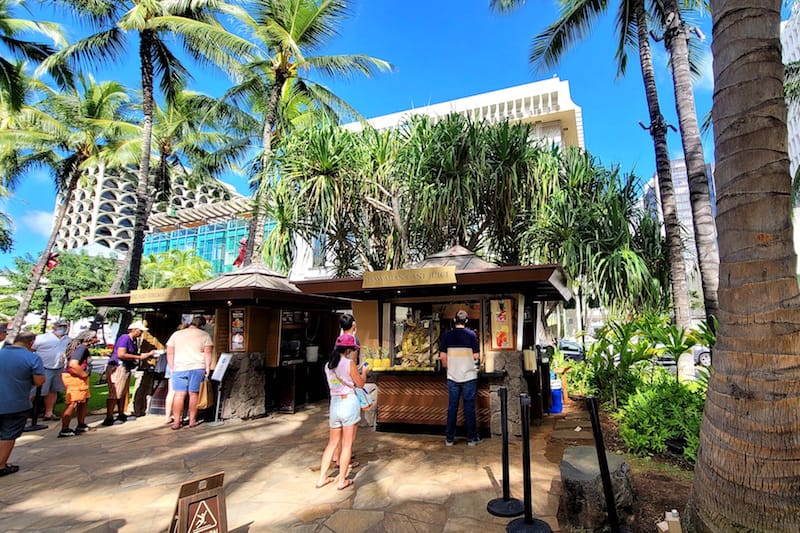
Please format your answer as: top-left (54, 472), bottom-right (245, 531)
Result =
top-left (355, 386), bottom-right (374, 411)
top-left (197, 379), bottom-right (211, 410)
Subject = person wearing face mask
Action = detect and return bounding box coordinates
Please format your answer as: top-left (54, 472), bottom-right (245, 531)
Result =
top-left (31, 320), bottom-right (72, 421)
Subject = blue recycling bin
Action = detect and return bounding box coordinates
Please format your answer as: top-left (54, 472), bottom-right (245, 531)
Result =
top-left (549, 375), bottom-right (563, 414)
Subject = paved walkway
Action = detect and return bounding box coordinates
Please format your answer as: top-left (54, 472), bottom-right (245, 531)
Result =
top-left (0, 401), bottom-right (592, 533)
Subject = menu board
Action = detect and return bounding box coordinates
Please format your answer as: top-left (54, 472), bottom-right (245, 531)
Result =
top-left (230, 308), bottom-right (245, 352)
top-left (490, 299), bottom-right (513, 350)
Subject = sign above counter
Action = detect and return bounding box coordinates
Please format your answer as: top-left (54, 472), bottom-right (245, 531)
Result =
top-left (363, 266), bottom-right (456, 289)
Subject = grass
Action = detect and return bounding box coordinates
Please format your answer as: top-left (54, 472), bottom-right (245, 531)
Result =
top-left (53, 373), bottom-right (134, 416)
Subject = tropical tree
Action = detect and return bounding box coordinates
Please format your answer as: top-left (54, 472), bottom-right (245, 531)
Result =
top-left (0, 0), bottom-right (68, 110)
top-left (686, 1), bottom-right (800, 529)
top-left (655, 0), bottom-right (719, 325)
top-left (46, 0), bottom-right (252, 293)
top-left (224, 0), bottom-right (391, 265)
top-left (139, 249), bottom-right (213, 288)
top-left (0, 75), bottom-right (138, 336)
top-left (490, 0), bottom-right (692, 328)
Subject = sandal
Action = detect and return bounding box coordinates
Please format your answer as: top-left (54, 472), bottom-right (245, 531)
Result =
top-left (315, 477), bottom-right (335, 489)
top-left (0, 464), bottom-right (20, 477)
top-left (170, 425), bottom-right (181, 430)
top-left (337, 479), bottom-right (354, 490)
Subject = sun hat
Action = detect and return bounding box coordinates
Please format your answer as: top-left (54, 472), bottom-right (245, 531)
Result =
top-left (335, 333), bottom-right (360, 350)
top-left (128, 320), bottom-right (148, 331)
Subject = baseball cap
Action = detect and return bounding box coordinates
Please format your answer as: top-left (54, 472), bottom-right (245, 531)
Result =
top-left (54, 319), bottom-right (69, 327)
top-left (128, 320), bottom-right (148, 331)
top-left (335, 333), bottom-right (360, 350)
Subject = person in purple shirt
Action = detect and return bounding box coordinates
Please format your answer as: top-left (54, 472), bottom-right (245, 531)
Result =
top-left (0, 332), bottom-right (45, 477)
top-left (102, 321), bottom-right (154, 426)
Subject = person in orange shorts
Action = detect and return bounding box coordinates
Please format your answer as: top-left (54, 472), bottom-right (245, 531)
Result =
top-left (58, 330), bottom-right (99, 438)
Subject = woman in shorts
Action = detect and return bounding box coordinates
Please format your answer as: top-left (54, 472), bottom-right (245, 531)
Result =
top-left (315, 333), bottom-right (369, 490)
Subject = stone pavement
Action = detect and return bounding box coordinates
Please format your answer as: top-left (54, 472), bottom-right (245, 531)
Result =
top-left (0, 400), bottom-right (591, 533)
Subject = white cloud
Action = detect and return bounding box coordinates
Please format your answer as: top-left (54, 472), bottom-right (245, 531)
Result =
top-left (21, 210), bottom-right (54, 238)
top-left (695, 50), bottom-right (714, 92)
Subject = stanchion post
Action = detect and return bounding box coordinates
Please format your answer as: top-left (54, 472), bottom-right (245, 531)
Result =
top-left (24, 385), bottom-right (48, 432)
top-left (487, 387), bottom-right (524, 517)
top-left (506, 393), bottom-right (552, 533)
top-left (586, 395), bottom-right (623, 533)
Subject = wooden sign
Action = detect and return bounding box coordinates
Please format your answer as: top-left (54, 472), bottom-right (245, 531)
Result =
top-left (129, 287), bottom-right (190, 304)
top-left (363, 266), bottom-right (456, 289)
top-left (168, 472), bottom-right (227, 533)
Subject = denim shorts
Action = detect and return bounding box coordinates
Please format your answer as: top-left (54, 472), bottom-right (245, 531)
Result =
top-left (172, 369), bottom-right (206, 393)
top-left (29, 368), bottom-right (66, 397)
top-left (329, 394), bottom-right (360, 428)
top-left (0, 410), bottom-right (29, 440)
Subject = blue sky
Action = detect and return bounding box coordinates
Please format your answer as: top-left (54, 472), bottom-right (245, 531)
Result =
top-left (1, 0), bottom-right (722, 270)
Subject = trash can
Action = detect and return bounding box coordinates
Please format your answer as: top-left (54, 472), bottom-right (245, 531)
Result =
top-left (549, 372), bottom-right (563, 414)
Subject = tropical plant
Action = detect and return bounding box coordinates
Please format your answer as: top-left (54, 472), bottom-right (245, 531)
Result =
top-left (224, 0), bottom-right (391, 265)
top-left (490, 0), bottom-right (692, 328)
top-left (139, 249), bottom-right (213, 288)
top-left (46, 0), bottom-right (253, 293)
top-left (686, 1), bottom-right (800, 528)
top-left (0, 75), bottom-right (138, 336)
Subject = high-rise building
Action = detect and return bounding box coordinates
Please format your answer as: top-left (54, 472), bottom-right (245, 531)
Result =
top-left (782, 5), bottom-right (800, 176)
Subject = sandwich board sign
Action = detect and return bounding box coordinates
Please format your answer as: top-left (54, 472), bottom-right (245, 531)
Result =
top-left (168, 472), bottom-right (227, 533)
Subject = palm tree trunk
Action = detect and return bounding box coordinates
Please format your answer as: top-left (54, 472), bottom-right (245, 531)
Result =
top-left (686, 1), bottom-right (800, 530)
top-left (126, 30), bottom-right (157, 292)
top-left (9, 173), bottom-right (79, 338)
top-left (662, 0), bottom-right (720, 325)
top-left (635, 1), bottom-right (691, 328)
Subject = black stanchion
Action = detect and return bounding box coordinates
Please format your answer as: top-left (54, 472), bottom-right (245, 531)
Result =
top-left (23, 385), bottom-right (48, 432)
top-left (487, 387), bottom-right (524, 517)
top-left (586, 395), bottom-right (628, 533)
top-left (507, 393), bottom-right (553, 533)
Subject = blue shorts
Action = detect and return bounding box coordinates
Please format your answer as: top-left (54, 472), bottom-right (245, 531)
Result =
top-left (30, 368), bottom-right (66, 397)
top-left (172, 369), bottom-right (206, 393)
top-left (329, 394), bottom-right (360, 428)
top-left (0, 410), bottom-right (29, 440)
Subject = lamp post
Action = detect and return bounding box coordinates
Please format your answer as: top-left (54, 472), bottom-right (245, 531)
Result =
top-left (25, 285), bottom-right (53, 432)
top-left (59, 288), bottom-right (70, 318)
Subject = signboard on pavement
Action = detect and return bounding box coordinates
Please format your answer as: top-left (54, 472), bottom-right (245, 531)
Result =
top-left (168, 472), bottom-right (227, 533)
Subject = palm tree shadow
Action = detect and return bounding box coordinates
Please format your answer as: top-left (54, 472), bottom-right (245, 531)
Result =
top-left (83, 519), bottom-right (126, 532)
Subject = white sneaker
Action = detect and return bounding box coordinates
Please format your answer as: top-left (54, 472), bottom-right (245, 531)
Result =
top-left (467, 439), bottom-right (481, 447)
top-left (445, 439), bottom-right (454, 447)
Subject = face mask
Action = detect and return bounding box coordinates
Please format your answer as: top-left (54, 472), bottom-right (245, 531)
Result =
top-left (55, 327), bottom-right (67, 335)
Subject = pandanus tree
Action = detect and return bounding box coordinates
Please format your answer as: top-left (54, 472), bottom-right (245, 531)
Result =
top-left (491, 0), bottom-right (691, 327)
top-left (45, 0), bottom-right (252, 292)
top-left (0, 75), bottom-right (138, 336)
top-left (224, 0), bottom-right (391, 266)
top-left (685, 1), bottom-right (800, 529)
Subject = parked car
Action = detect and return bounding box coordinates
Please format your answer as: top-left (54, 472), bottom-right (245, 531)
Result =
top-left (692, 345), bottom-right (712, 367)
top-left (558, 339), bottom-right (586, 362)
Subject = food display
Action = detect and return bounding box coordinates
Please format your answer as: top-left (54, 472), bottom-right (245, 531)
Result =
top-left (396, 318), bottom-right (440, 368)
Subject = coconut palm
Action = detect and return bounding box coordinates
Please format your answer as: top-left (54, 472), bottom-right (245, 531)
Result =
top-left (686, 1), bottom-right (800, 529)
top-left (0, 0), bottom-right (69, 110)
top-left (139, 249), bottom-right (213, 288)
top-left (0, 75), bottom-right (138, 336)
top-left (656, 0), bottom-right (719, 325)
top-left (491, 0), bottom-right (691, 328)
top-left (224, 0), bottom-right (391, 265)
top-left (46, 0), bottom-right (253, 292)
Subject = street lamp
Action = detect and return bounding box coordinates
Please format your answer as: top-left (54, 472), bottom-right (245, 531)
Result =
top-left (41, 286), bottom-right (53, 334)
top-left (59, 288), bottom-right (70, 317)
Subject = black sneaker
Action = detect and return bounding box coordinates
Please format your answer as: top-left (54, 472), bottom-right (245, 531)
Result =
top-left (75, 424), bottom-right (93, 434)
top-left (115, 414), bottom-right (127, 424)
top-left (101, 417), bottom-right (115, 426)
top-left (58, 429), bottom-right (76, 438)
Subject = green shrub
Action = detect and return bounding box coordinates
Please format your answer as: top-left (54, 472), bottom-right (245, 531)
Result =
top-left (615, 373), bottom-right (706, 464)
top-left (564, 360), bottom-right (597, 398)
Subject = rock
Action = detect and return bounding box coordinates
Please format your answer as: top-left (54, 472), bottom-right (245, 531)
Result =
top-left (221, 352), bottom-right (267, 419)
top-left (558, 446), bottom-right (634, 532)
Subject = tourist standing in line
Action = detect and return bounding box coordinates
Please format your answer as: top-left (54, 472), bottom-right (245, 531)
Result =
top-left (333, 313), bottom-right (361, 469)
top-left (166, 316), bottom-right (212, 430)
top-left (32, 320), bottom-right (71, 420)
top-left (440, 309), bottom-right (481, 447)
top-left (58, 330), bottom-right (98, 437)
top-left (0, 332), bottom-right (45, 477)
top-left (103, 321), bottom-right (154, 426)
top-left (316, 334), bottom-right (368, 490)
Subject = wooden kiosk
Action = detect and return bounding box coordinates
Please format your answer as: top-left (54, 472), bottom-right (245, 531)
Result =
top-left (295, 247), bottom-right (572, 437)
top-left (86, 264), bottom-right (348, 419)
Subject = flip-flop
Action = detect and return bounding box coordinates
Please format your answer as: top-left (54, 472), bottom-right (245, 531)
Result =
top-left (188, 422), bottom-right (202, 428)
top-left (170, 425), bottom-right (181, 430)
top-left (0, 464), bottom-right (20, 476)
top-left (337, 479), bottom-right (353, 490)
top-left (348, 460), bottom-right (360, 468)
top-left (315, 477), bottom-right (335, 489)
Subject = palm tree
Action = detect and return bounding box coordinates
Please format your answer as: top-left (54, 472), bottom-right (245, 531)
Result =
top-left (46, 0), bottom-right (252, 292)
top-left (0, 75), bottom-right (138, 336)
top-left (656, 0), bottom-right (719, 325)
top-left (140, 249), bottom-right (213, 288)
top-left (686, 1), bottom-right (800, 529)
top-left (225, 0), bottom-right (391, 265)
top-left (491, 0), bottom-right (692, 328)
top-left (0, 0), bottom-right (69, 110)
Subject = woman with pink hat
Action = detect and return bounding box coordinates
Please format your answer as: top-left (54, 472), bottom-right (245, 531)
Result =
top-left (316, 333), bottom-right (369, 490)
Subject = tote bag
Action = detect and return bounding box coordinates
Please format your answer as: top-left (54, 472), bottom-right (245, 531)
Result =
top-left (355, 386), bottom-right (374, 411)
top-left (197, 379), bottom-right (211, 410)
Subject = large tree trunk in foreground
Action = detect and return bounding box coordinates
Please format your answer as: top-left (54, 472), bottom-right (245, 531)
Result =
top-left (662, 0), bottom-right (720, 325)
top-left (686, 1), bottom-right (800, 530)
top-left (635, 1), bottom-right (691, 328)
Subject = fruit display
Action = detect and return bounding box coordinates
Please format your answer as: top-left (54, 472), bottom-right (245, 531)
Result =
top-left (395, 319), bottom-right (439, 368)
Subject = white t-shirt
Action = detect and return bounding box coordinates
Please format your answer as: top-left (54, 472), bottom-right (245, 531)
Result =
top-left (33, 332), bottom-right (71, 369)
top-left (166, 327), bottom-right (213, 372)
